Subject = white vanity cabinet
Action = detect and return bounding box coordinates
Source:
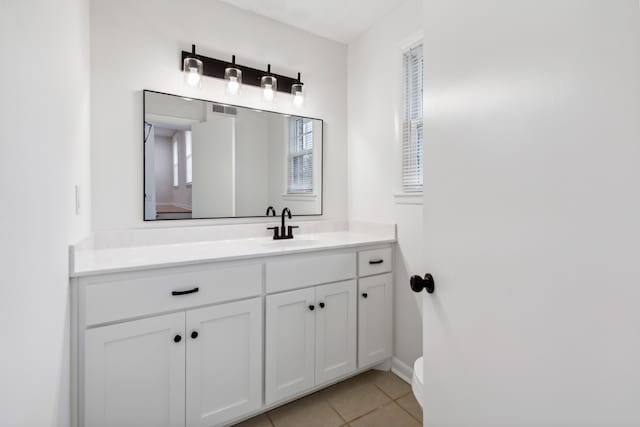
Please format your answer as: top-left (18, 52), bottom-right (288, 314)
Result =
top-left (265, 280), bottom-right (357, 405)
top-left (85, 312), bottom-right (186, 427)
top-left (358, 273), bottom-right (393, 367)
top-left (357, 248), bottom-right (393, 368)
top-left (72, 242), bottom-right (394, 427)
top-left (186, 298), bottom-right (262, 427)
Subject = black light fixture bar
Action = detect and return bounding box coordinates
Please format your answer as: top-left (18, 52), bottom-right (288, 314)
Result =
top-left (181, 48), bottom-right (301, 93)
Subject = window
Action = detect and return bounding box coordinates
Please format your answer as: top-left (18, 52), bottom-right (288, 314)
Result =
top-left (288, 118), bottom-right (314, 194)
top-left (402, 43), bottom-right (424, 192)
top-left (185, 131), bottom-right (192, 184)
top-left (172, 138), bottom-right (179, 187)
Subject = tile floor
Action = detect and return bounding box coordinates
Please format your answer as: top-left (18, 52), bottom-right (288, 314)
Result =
top-left (233, 370), bottom-right (423, 427)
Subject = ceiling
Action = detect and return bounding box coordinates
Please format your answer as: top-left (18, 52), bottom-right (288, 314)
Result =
top-left (219, 0), bottom-right (408, 43)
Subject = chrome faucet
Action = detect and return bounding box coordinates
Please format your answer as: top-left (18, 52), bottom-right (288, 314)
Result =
top-left (266, 207), bottom-right (298, 240)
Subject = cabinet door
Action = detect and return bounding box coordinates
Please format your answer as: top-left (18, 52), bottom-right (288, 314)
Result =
top-left (315, 280), bottom-right (357, 384)
top-left (358, 273), bottom-right (393, 367)
top-left (186, 298), bottom-right (262, 427)
top-left (265, 287), bottom-right (316, 405)
top-left (85, 312), bottom-right (186, 427)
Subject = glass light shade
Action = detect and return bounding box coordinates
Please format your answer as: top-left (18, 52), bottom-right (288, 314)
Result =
top-left (224, 67), bottom-right (242, 95)
top-left (291, 83), bottom-right (304, 107)
top-left (261, 75), bottom-right (277, 102)
top-left (183, 57), bottom-right (203, 88)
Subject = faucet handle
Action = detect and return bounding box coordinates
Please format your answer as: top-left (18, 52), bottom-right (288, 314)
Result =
top-left (267, 226), bottom-right (280, 240)
top-left (287, 225), bottom-right (299, 238)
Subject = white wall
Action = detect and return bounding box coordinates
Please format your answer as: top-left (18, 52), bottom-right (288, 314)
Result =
top-left (0, 0), bottom-right (91, 425)
top-left (91, 0), bottom-right (347, 230)
top-left (235, 109), bottom-right (270, 216)
top-left (348, 0), bottom-right (423, 370)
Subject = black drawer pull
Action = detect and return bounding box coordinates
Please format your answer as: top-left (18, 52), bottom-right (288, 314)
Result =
top-left (171, 287), bottom-right (199, 296)
top-left (369, 259), bottom-right (384, 265)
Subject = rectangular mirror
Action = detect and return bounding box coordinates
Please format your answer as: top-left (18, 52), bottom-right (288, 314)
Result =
top-left (143, 90), bottom-right (323, 220)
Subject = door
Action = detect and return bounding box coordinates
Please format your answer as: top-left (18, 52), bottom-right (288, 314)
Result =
top-left (186, 298), bottom-right (262, 427)
top-left (358, 274), bottom-right (392, 367)
top-left (85, 313), bottom-right (185, 427)
top-left (420, 2), bottom-right (640, 425)
top-left (144, 124), bottom-right (156, 220)
top-left (265, 287), bottom-right (316, 405)
top-left (315, 280), bottom-right (357, 384)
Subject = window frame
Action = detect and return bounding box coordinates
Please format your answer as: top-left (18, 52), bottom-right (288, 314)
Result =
top-left (287, 117), bottom-right (314, 195)
top-left (398, 36), bottom-right (424, 199)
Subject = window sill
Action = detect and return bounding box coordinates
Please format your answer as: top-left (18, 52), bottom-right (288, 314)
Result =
top-left (394, 192), bottom-right (423, 205)
top-left (282, 193), bottom-right (318, 201)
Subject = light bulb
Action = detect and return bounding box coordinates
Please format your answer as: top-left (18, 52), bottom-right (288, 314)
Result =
top-left (227, 76), bottom-right (239, 95)
top-left (186, 68), bottom-right (201, 87)
top-left (291, 76), bottom-right (304, 108)
top-left (263, 84), bottom-right (275, 102)
top-left (183, 46), bottom-right (203, 88)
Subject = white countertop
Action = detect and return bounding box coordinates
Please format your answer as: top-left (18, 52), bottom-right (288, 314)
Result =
top-left (71, 229), bottom-right (396, 277)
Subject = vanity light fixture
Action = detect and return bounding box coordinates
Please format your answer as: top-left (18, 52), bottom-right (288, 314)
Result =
top-left (261, 64), bottom-right (277, 102)
top-left (224, 55), bottom-right (242, 95)
top-left (291, 73), bottom-right (304, 107)
top-left (180, 45), bottom-right (305, 105)
top-left (183, 44), bottom-right (203, 88)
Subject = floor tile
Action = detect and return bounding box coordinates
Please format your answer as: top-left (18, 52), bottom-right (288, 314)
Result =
top-left (396, 393), bottom-right (423, 423)
top-left (349, 402), bottom-right (421, 427)
top-left (369, 371), bottom-right (412, 399)
top-left (324, 381), bottom-right (391, 421)
top-left (232, 414), bottom-right (273, 427)
top-left (268, 392), bottom-right (344, 427)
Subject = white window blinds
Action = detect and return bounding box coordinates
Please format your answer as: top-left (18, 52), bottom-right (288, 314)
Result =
top-left (402, 44), bottom-right (424, 192)
top-left (288, 118), bottom-right (314, 194)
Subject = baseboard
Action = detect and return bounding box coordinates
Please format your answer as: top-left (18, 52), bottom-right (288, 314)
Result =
top-left (391, 357), bottom-right (414, 384)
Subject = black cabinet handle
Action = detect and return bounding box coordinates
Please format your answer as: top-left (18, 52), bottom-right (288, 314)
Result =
top-left (171, 287), bottom-right (199, 296)
top-left (319, 302), bottom-right (325, 308)
top-left (308, 304), bottom-right (315, 311)
top-left (410, 273), bottom-right (435, 294)
top-left (191, 331), bottom-right (198, 339)
top-left (174, 334), bottom-right (182, 343)
top-left (362, 292), bottom-right (368, 298)
top-left (369, 259), bottom-right (384, 265)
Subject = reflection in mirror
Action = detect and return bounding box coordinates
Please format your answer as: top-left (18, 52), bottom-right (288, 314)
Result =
top-left (143, 90), bottom-right (323, 220)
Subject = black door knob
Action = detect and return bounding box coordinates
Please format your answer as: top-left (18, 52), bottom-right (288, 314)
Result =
top-left (191, 331), bottom-right (198, 339)
top-left (410, 273), bottom-right (435, 294)
top-left (362, 292), bottom-right (368, 298)
top-left (174, 334), bottom-right (182, 343)
top-left (308, 304), bottom-right (315, 311)
top-left (318, 302), bottom-right (325, 308)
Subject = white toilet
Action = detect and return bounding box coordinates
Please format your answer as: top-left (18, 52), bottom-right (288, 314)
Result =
top-left (412, 356), bottom-right (424, 408)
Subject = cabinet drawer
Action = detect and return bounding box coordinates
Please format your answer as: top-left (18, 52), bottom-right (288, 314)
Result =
top-left (83, 263), bottom-right (262, 326)
top-left (266, 251), bottom-right (356, 293)
top-left (358, 247), bottom-right (392, 277)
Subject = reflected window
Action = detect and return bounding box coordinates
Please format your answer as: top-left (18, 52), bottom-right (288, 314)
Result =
top-left (288, 118), bottom-right (313, 194)
top-left (185, 131), bottom-right (192, 185)
top-left (172, 138), bottom-right (179, 187)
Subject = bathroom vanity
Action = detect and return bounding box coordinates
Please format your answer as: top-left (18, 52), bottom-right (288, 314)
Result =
top-left (70, 223), bottom-right (395, 427)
